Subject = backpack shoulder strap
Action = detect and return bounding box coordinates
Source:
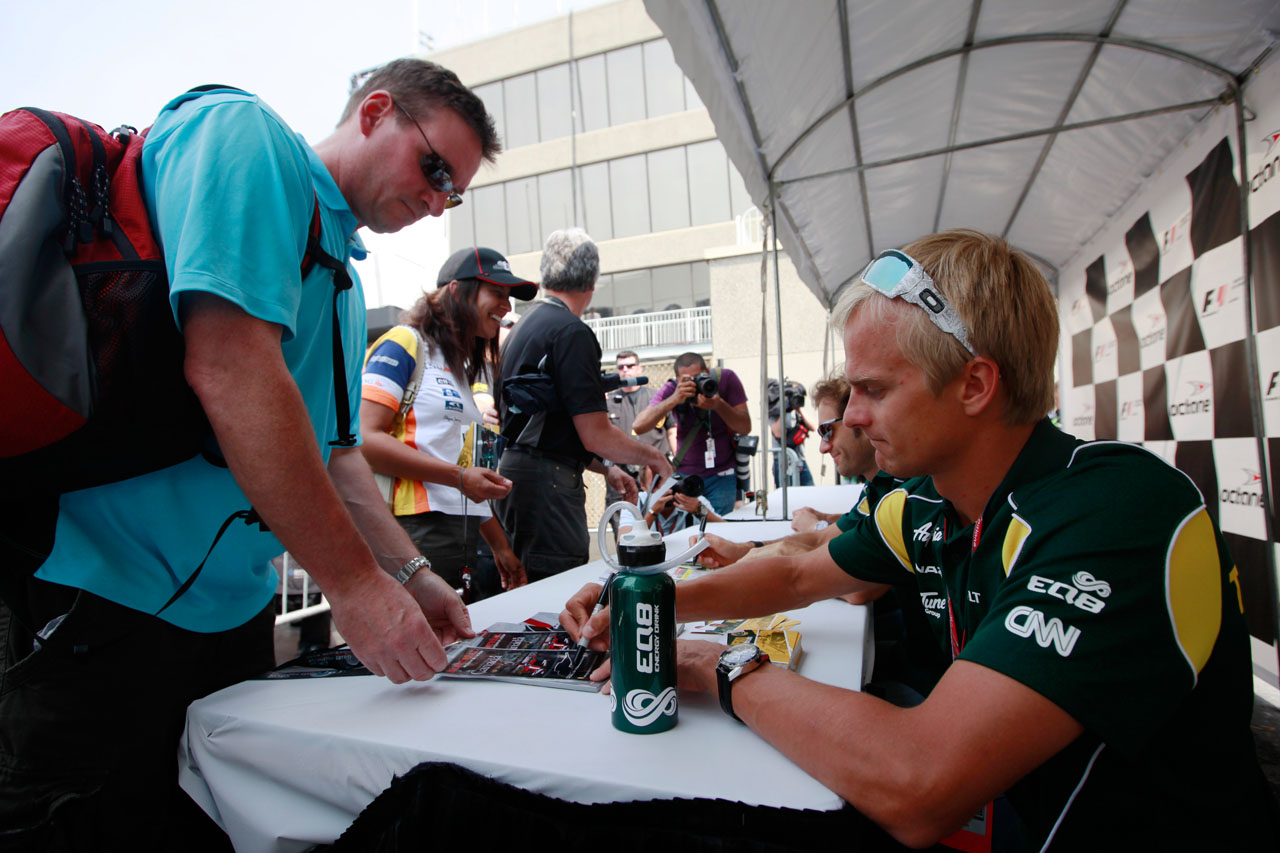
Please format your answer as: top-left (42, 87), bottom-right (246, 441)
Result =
top-left (395, 327), bottom-right (428, 424)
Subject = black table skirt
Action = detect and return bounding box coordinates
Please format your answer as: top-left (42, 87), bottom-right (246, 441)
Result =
top-left (316, 761), bottom-right (943, 852)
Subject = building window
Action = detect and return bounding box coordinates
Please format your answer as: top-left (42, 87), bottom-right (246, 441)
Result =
top-left (504, 177), bottom-right (541, 256)
top-left (590, 272), bottom-right (615, 318)
top-left (606, 45), bottom-right (646, 127)
top-left (471, 184), bottom-right (507, 251)
top-left (474, 81), bottom-right (506, 153)
top-left (577, 160), bottom-right (613, 241)
top-left (462, 142), bottom-right (745, 251)
top-left (612, 268), bottom-right (653, 316)
top-left (609, 154), bottom-right (650, 239)
top-left (652, 263), bottom-right (693, 311)
top-left (538, 169), bottom-right (575, 241)
top-left (693, 261), bottom-right (711, 306)
top-left (643, 40), bottom-right (687, 118)
top-left (449, 199), bottom-right (475, 253)
top-left (574, 53), bottom-right (610, 133)
top-left (647, 147), bottom-right (690, 233)
top-left (536, 64), bottom-right (573, 143)
top-left (490, 40), bottom-right (706, 150)
top-left (687, 140), bottom-right (731, 226)
top-left (503, 72), bottom-right (539, 149)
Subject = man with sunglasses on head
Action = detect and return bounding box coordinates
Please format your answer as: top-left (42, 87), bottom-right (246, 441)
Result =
top-left (564, 229), bottom-right (1275, 851)
top-left (0, 59), bottom-right (497, 848)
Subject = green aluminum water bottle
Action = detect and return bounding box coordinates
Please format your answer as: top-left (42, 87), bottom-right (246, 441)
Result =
top-left (609, 534), bottom-right (678, 734)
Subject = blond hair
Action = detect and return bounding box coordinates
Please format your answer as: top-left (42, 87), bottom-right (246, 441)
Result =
top-left (832, 229), bottom-right (1057, 425)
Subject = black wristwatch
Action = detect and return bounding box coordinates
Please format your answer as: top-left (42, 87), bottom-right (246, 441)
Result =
top-left (716, 643), bottom-right (770, 722)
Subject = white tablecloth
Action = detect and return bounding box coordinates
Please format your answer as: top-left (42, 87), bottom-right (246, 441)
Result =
top-left (725, 484), bottom-right (863, 520)
top-left (179, 522), bottom-right (870, 853)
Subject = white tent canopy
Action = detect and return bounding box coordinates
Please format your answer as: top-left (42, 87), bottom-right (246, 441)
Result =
top-left (646, 0), bottom-right (1279, 305)
top-left (645, 0), bottom-right (1280, 631)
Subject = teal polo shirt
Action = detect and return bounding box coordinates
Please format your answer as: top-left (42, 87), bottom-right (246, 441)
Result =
top-left (828, 420), bottom-right (1271, 851)
top-left (37, 92), bottom-right (367, 632)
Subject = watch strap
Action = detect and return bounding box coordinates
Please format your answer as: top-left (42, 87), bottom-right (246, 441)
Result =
top-left (716, 664), bottom-right (742, 722)
top-left (717, 651), bottom-right (770, 723)
top-left (394, 555), bottom-right (430, 585)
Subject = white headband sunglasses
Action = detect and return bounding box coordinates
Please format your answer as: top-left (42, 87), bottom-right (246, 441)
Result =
top-left (858, 249), bottom-right (976, 356)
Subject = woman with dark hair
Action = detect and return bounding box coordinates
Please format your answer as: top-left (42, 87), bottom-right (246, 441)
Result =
top-left (361, 247), bottom-right (537, 599)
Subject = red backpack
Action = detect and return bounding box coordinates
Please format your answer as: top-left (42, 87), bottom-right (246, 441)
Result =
top-left (0, 90), bottom-right (355, 495)
top-left (0, 90), bottom-right (357, 614)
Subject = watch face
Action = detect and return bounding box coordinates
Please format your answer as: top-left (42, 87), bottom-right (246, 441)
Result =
top-left (720, 643), bottom-right (760, 667)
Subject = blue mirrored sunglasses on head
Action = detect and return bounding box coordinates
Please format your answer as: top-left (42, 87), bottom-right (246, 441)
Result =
top-left (859, 249), bottom-right (976, 356)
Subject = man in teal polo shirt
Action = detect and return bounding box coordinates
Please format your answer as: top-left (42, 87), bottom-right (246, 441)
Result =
top-left (564, 229), bottom-right (1276, 851)
top-left (0, 60), bottom-right (498, 848)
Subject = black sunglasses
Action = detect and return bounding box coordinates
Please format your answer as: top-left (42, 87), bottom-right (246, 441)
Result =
top-left (392, 99), bottom-right (463, 209)
top-left (817, 417), bottom-right (841, 442)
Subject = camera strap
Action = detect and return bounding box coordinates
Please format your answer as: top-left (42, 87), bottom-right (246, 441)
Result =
top-left (671, 416), bottom-right (706, 468)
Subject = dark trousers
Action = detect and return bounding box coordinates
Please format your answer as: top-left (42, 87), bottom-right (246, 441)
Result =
top-left (494, 450), bottom-right (588, 583)
top-left (396, 511), bottom-right (479, 595)
top-left (0, 578), bottom-right (274, 852)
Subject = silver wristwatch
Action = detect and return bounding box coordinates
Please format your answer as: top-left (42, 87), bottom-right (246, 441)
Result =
top-left (394, 555), bottom-right (430, 585)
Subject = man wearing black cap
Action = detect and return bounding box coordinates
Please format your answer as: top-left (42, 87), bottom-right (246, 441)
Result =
top-left (363, 246), bottom-right (537, 598)
top-left (496, 228), bottom-right (673, 581)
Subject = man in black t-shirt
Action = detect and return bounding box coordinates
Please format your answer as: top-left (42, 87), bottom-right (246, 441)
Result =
top-left (496, 229), bottom-right (671, 581)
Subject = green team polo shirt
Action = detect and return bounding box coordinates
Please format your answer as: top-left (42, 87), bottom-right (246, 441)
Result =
top-left (835, 472), bottom-right (902, 531)
top-left (828, 420), bottom-right (1273, 851)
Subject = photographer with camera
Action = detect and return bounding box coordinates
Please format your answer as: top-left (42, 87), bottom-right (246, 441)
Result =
top-left (633, 352), bottom-right (750, 516)
top-left (768, 379), bottom-right (815, 487)
top-left (603, 352), bottom-right (673, 533)
top-left (617, 475), bottom-right (724, 536)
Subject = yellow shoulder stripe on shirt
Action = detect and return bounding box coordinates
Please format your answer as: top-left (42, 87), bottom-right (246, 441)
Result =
top-left (874, 489), bottom-right (912, 572)
top-left (382, 326), bottom-right (419, 358)
top-left (1166, 507), bottom-right (1222, 677)
top-left (1001, 514), bottom-right (1032, 577)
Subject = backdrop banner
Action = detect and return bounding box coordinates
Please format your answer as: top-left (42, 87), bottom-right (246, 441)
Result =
top-left (1059, 58), bottom-right (1280, 644)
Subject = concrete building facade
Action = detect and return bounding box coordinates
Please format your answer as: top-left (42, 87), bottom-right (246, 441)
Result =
top-left (418, 0), bottom-right (845, 502)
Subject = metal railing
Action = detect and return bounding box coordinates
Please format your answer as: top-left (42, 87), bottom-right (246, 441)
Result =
top-left (584, 306), bottom-right (711, 352)
top-left (275, 552), bottom-right (330, 626)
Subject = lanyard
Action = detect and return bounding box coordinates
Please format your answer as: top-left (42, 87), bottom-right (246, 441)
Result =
top-left (943, 514), bottom-right (984, 661)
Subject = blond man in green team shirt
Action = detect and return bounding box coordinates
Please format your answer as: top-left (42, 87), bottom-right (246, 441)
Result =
top-left (564, 229), bottom-right (1275, 851)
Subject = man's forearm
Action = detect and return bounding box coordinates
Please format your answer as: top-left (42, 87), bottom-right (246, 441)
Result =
top-left (576, 414), bottom-right (668, 469)
top-left (752, 529), bottom-right (830, 558)
top-left (184, 296), bottom-right (385, 599)
top-left (329, 447), bottom-right (420, 572)
top-left (633, 395), bottom-right (678, 434)
top-left (713, 398), bottom-right (751, 435)
top-left (675, 549), bottom-right (853, 621)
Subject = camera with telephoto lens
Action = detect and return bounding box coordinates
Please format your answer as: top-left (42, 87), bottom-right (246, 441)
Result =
top-left (691, 372), bottom-right (719, 398)
top-left (669, 473), bottom-right (704, 498)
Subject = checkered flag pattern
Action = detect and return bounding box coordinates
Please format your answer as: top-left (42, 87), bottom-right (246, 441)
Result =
top-left (1061, 122), bottom-right (1280, 644)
